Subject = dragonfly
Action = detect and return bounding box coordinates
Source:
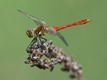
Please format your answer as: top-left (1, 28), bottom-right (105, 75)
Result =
top-left (18, 10), bottom-right (90, 46)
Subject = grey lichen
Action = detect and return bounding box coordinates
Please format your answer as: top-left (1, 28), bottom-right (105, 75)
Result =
top-left (25, 40), bottom-right (82, 80)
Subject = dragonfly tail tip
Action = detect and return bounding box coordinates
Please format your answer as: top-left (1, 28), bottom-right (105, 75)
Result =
top-left (87, 19), bottom-right (91, 22)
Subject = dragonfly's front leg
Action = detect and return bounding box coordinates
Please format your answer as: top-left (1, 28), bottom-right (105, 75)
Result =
top-left (37, 36), bottom-right (47, 51)
top-left (26, 37), bottom-right (38, 53)
top-left (39, 36), bottom-right (47, 44)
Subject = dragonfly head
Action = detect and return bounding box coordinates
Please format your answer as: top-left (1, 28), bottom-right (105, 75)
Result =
top-left (26, 29), bottom-right (34, 38)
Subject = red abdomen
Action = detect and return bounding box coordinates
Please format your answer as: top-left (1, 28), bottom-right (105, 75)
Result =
top-left (53, 19), bottom-right (90, 31)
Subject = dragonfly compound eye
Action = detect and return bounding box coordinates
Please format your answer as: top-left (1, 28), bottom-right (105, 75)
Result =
top-left (26, 29), bottom-right (34, 38)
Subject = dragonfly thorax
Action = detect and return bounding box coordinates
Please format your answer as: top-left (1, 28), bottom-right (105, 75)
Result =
top-left (34, 26), bottom-right (48, 37)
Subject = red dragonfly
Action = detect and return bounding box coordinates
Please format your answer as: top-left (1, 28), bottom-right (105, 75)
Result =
top-left (18, 10), bottom-right (90, 46)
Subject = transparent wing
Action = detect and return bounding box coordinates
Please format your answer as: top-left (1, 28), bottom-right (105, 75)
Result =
top-left (56, 32), bottom-right (68, 46)
top-left (18, 9), bottom-right (46, 25)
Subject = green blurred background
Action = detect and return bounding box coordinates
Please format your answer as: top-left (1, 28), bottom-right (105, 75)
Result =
top-left (0, 0), bottom-right (107, 80)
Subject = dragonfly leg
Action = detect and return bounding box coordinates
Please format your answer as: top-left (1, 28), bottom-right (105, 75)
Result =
top-left (39, 36), bottom-right (47, 45)
top-left (26, 37), bottom-right (38, 53)
top-left (38, 36), bottom-right (47, 51)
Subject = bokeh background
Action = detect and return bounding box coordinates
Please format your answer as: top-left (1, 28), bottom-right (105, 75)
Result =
top-left (0, 0), bottom-right (107, 80)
